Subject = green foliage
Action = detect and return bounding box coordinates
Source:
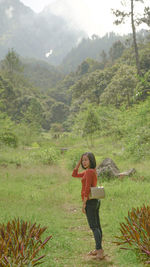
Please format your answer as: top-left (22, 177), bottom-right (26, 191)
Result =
top-left (15, 123), bottom-right (41, 147)
top-left (61, 32), bottom-right (125, 73)
top-left (123, 97), bottom-right (150, 160)
top-left (0, 218), bottom-right (52, 266)
top-left (50, 123), bottom-right (64, 139)
top-left (83, 107), bottom-right (100, 146)
top-left (0, 113), bottom-right (18, 148)
top-left (125, 128), bottom-right (150, 161)
top-left (76, 60), bottom-right (89, 75)
top-left (139, 45), bottom-right (150, 73)
top-left (23, 97), bottom-right (44, 128)
top-left (30, 147), bottom-right (61, 165)
top-left (66, 148), bottom-right (85, 170)
top-left (109, 40), bottom-right (125, 63)
top-left (100, 64), bottom-right (138, 107)
top-left (1, 49), bottom-right (23, 76)
top-left (23, 58), bottom-right (63, 91)
top-left (0, 75), bottom-right (16, 116)
top-left (0, 131), bottom-right (18, 148)
top-left (71, 65), bottom-right (116, 107)
top-left (115, 205), bottom-right (150, 264)
top-left (50, 102), bottom-right (69, 124)
top-left (135, 70), bottom-right (150, 99)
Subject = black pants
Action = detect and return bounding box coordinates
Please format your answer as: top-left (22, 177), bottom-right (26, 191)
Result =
top-left (85, 199), bottom-right (102, 250)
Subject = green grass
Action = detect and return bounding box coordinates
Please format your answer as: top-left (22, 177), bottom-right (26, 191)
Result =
top-left (0, 147), bottom-right (149, 266)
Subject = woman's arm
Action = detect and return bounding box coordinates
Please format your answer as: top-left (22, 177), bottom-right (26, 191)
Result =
top-left (74, 158), bottom-right (81, 170)
top-left (72, 158), bottom-right (85, 178)
top-left (82, 196), bottom-right (88, 213)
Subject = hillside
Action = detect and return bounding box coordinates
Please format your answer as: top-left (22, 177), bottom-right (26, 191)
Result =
top-left (0, 0), bottom-right (86, 65)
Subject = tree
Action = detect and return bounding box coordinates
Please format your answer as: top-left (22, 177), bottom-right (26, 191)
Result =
top-left (50, 102), bottom-right (69, 124)
top-left (1, 49), bottom-right (23, 76)
top-left (1, 49), bottom-right (24, 87)
top-left (100, 50), bottom-right (107, 68)
top-left (71, 67), bottom-right (116, 106)
top-left (140, 6), bottom-right (150, 26)
top-left (83, 107), bottom-right (100, 146)
top-left (76, 60), bottom-right (89, 75)
top-left (23, 97), bottom-right (44, 129)
top-left (100, 64), bottom-right (138, 107)
top-left (135, 70), bottom-right (150, 99)
top-left (109, 41), bottom-right (125, 63)
top-left (112, 0), bottom-right (144, 76)
top-left (0, 75), bottom-right (16, 116)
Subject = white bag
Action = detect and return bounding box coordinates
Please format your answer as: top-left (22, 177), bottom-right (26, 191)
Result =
top-left (90, 186), bottom-right (105, 199)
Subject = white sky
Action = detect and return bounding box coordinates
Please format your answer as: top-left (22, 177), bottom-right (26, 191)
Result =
top-left (20, 0), bottom-right (149, 37)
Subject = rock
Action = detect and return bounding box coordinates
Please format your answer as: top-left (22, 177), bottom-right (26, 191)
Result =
top-left (96, 158), bottom-right (136, 178)
top-left (96, 158), bottom-right (120, 177)
top-left (118, 168), bottom-right (136, 177)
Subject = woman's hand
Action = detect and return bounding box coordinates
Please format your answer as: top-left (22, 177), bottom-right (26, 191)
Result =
top-left (82, 203), bottom-right (86, 214)
top-left (75, 158), bottom-right (82, 170)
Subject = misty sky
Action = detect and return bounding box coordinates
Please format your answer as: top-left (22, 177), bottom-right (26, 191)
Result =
top-left (21, 0), bottom-right (149, 37)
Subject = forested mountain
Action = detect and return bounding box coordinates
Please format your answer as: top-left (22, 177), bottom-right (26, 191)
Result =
top-left (1, 31), bottom-right (150, 136)
top-left (59, 30), bottom-right (149, 73)
top-left (0, 0), bottom-right (150, 151)
top-left (0, 0), bottom-right (86, 65)
top-left (60, 33), bottom-right (125, 73)
top-left (22, 58), bottom-right (64, 91)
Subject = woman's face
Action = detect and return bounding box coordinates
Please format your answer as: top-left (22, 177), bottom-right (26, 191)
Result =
top-left (82, 155), bottom-right (90, 169)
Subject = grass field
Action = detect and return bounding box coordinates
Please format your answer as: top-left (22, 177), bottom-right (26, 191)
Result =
top-left (0, 147), bottom-right (149, 267)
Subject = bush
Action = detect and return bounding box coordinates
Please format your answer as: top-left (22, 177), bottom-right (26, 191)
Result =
top-left (66, 148), bottom-right (85, 170)
top-left (30, 147), bottom-right (61, 165)
top-left (0, 218), bottom-right (52, 266)
top-left (115, 205), bottom-right (150, 264)
top-left (0, 131), bottom-right (18, 148)
top-left (125, 127), bottom-right (150, 161)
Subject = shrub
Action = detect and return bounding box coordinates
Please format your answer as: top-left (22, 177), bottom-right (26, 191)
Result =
top-left (66, 149), bottom-right (85, 170)
top-left (115, 205), bottom-right (150, 264)
top-left (125, 127), bottom-right (150, 161)
top-left (0, 218), bottom-right (52, 266)
top-left (30, 147), bottom-right (61, 165)
top-left (0, 131), bottom-right (18, 148)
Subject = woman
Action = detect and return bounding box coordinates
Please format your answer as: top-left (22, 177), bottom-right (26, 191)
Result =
top-left (72, 152), bottom-right (104, 260)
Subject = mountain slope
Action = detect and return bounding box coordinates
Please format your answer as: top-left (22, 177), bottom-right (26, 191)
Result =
top-left (0, 0), bottom-right (86, 65)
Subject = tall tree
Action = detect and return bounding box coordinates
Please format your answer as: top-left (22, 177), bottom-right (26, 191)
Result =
top-left (112, 0), bottom-right (144, 76)
top-left (109, 40), bottom-right (125, 63)
top-left (83, 107), bottom-right (100, 146)
top-left (140, 6), bottom-right (150, 26)
top-left (100, 64), bottom-right (138, 107)
top-left (1, 49), bottom-right (23, 76)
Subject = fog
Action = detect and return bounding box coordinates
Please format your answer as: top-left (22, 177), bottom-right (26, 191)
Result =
top-left (21, 0), bottom-right (149, 37)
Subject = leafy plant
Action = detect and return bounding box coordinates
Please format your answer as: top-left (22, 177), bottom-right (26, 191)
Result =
top-left (66, 148), bottom-right (85, 170)
top-left (83, 107), bottom-right (100, 146)
top-left (0, 131), bottom-right (18, 148)
top-left (115, 205), bottom-right (150, 264)
top-left (0, 218), bottom-right (52, 266)
top-left (30, 147), bottom-right (60, 165)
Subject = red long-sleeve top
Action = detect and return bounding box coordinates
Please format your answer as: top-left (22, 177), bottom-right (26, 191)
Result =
top-left (72, 168), bottom-right (97, 201)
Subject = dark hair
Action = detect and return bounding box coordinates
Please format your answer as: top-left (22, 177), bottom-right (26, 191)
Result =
top-left (81, 152), bottom-right (96, 169)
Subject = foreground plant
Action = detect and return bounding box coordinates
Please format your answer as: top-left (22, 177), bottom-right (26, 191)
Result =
top-left (0, 218), bottom-right (52, 266)
top-left (115, 205), bottom-right (150, 264)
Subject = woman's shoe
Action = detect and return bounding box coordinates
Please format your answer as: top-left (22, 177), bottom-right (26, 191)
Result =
top-left (95, 249), bottom-right (104, 260)
top-left (87, 250), bottom-right (97, 256)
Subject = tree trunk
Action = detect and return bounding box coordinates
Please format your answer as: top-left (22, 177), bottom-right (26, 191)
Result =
top-left (127, 91), bottom-right (130, 106)
top-left (131, 0), bottom-right (141, 76)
